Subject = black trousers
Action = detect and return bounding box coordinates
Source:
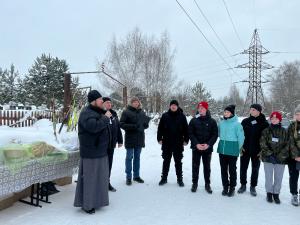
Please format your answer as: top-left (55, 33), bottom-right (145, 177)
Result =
top-left (240, 152), bottom-right (260, 187)
top-left (219, 154), bottom-right (238, 188)
top-left (288, 159), bottom-right (300, 195)
top-left (108, 148), bottom-right (115, 179)
top-left (192, 150), bottom-right (212, 185)
top-left (161, 149), bottom-right (183, 180)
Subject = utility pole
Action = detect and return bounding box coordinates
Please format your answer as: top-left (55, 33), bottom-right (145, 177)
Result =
top-left (236, 29), bottom-right (274, 115)
top-left (63, 64), bottom-right (127, 114)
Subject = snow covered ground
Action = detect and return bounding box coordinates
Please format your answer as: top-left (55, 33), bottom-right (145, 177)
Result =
top-left (0, 121), bottom-right (299, 225)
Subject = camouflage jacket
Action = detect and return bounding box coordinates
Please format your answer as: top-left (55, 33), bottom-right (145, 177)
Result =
top-left (260, 124), bottom-right (289, 164)
top-left (288, 121), bottom-right (300, 159)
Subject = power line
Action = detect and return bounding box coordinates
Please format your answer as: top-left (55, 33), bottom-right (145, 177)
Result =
top-left (193, 0), bottom-right (233, 58)
top-left (270, 51), bottom-right (300, 54)
top-left (221, 0), bottom-right (244, 49)
top-left (175, 0), bottom-right (241, 79)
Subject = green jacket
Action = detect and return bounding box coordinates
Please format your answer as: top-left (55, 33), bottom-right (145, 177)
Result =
top-left (288, 121), bottom-right (300, 159)
top-left (260, 124), bottom-right (289, 164)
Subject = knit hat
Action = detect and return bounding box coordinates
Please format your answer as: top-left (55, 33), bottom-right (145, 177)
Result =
top-left (270, 111), bottom-right (282, 122)
top-left (224, 104), bottom-right (236, 115)
top-left (295, 104), bottom-right (300, 114)
top-left (102, 97), bottom-right (111, 103)
top-left (197, 101), bottom-right (209, 110)
top-left (130, 97), bottom-right (140, 104)
top-left (170, 100), bottom-right (179, 107)
top-left (88, 90), bottom-right (102, 103)
top-left (250, 103), bottom-right (262, 112)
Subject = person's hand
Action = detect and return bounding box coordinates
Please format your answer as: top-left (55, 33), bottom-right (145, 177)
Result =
top-left (183, 142), bottom-right (188, 146)
top-left (158, 141), bottom-right (162, 145)
top-left (105, 111), bottom-right (112, 118)
top-left (118, 144), bottom-right (123, 148)
top-left (202, 144), bottom-right (209, 150)
top-left (196, 144), bottom-right (204, 151)
top-left (295, 157), bottom-right (300, 162)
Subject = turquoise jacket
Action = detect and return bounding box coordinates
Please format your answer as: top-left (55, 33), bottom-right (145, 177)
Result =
top-left (217, 115), bottom-right (245, 157)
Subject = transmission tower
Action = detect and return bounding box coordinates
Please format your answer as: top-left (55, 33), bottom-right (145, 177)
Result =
top-left (236, 29), bottom-right (274, 114)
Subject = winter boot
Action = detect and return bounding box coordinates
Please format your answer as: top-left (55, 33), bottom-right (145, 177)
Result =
top-left (227, 187), bottom-right (235, 197)
top-left (250, 186), bottom-right (257, 196)
top-left (266, 193), bottom-right (273, 203)
top-left (222, 186), bottom-right (228, 196)
top-left (177, 179), bottom-right (184, 187)
top-left (159, 178), bottom-right (167, 186)
top-left (205, 184), bottom-right (213, 194)
top-left (191, 183), bottom-right (198, 192)
top-left (291, 194), bottom-right (299, 206)
top-left (83, 208), bottom-right (95, 214)
top-left (109, 183), bottom-right (117, 192)
top-left (126, 179), bottom-right (132, 186)
top-left (237, 184), bottom-right (246, 194)
top-left (273, 194), bottom-right (281, 204)
top-left (133, 177), bottom-right (144, 183)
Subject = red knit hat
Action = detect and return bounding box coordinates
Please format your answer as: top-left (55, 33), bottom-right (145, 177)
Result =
top-left (197, 101), bottom-right (209, 110)
top-left (270, 111), bottom-right (282, 122)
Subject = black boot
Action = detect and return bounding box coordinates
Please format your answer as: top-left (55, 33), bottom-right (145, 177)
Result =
top-left (109, 183), bottom-right (117, 192)
top-left (228, 187), bottom-right (235, 197)
top-left (222, 186), bottom-right (228, 196)
top-left (126, 179), bottom-right (132, 186)
top-left (273, 194), bottom-right (281, 204)
top-left (83, 208), bottom-right (95, 214)
top-left (191, 183), bottom-right (198, 192)
top-left (237, 184), bottom-right (246, 194)
top-left (250, 186), bottom-right (257, 196)
top-left (266, 193), bottom-right (273, 203)
top-left (177, 179), bottom-right (184, 187)
top-left (133, 177), bottom-right (144, 183)
top-left (159, 178), bottom-right (167, 186)
top-left (205, 184), bottom-right (213, 194)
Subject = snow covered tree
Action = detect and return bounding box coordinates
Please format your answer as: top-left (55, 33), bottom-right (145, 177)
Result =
top-left (0, 64), bottom-right (21, 104)
top-left (22, 54), bottom-right (76, 107)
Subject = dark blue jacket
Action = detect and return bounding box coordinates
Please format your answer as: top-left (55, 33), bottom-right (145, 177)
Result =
top-left (120, 106), bottom-right (150, 148)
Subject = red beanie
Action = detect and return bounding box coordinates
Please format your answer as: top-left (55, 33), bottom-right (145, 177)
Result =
top-left (197, 101), bottom-right (209, 110)
top-left (270, 111), bottom-right (282, 122)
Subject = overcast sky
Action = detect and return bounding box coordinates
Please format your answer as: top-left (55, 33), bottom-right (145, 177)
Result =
top-left (1, 0), bottom-right (299, 99)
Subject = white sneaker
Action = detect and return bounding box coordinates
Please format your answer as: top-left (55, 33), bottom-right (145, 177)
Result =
top-left (291, 194), bottom-right (299, 206)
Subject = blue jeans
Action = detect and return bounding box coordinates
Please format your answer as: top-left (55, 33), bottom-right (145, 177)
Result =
top-left (125, 148), bottom-right (142, 179)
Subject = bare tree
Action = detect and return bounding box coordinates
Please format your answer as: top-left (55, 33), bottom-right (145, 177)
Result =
top-left (98, 28), bottom-right (176, 112)
top-left (269, 61), bottom-right (300, 118)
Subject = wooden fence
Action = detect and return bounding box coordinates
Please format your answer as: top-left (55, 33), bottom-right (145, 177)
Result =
top-left (0, 110), bottom-right (61, 127)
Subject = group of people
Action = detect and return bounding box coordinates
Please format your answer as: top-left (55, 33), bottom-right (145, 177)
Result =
top-left (73, 89), bottom-right (300, 214)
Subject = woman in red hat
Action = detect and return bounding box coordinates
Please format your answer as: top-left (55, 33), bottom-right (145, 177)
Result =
top-left (260, 111), bottom-right (289, 204)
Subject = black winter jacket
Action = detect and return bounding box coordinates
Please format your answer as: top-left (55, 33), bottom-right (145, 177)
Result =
top-left (157, 108), bottom-right (189, 151)
top-left (78, 105), bottom-right (110, 158)
top-left (120, 106), bottom-right (150, 148)
top-left (241, 113), bottom-right (269, 155)
top-left (107, 109), bottom-right (123, 150)
top-left (188, 112), bottom-right (218, 153)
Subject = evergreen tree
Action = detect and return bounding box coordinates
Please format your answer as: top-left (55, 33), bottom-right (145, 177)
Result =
top-left (23, 54), bottom-right (71, 107)
top-left (0, 64), bottom-right (20, 104)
